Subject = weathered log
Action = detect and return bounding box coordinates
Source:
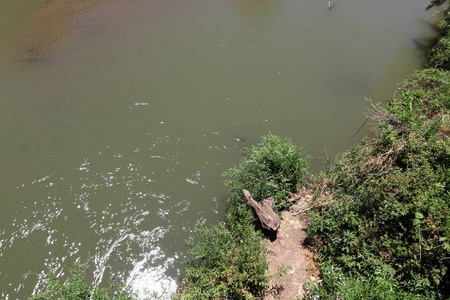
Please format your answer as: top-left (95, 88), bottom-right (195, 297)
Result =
top-left (243, 189), bottom-right (281, 231)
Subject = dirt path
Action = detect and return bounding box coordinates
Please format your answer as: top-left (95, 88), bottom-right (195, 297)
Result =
top-left (264, 210), bottom-right (319, 299)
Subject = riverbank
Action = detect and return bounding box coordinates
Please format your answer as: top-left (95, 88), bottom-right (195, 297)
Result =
top-left (302, 4), bottom-right (450, 298)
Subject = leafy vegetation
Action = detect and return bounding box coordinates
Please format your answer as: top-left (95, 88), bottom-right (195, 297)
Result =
top-left (428, 0), bottom-right (450, 69)
top-left (305, 2), bottom-right (450, 298)
top-left (30, 261), bottom-right (136, 300)
top-left (305, 263), bottom-right (423, 300)
top-left (175, 222), bottom-right (268, 299)
top-left (176, 134), bottom-right (309, 299)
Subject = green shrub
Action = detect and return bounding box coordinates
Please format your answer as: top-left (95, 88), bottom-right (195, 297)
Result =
top-left (175, 222), bottom-right (268, 300)
top-left (402, 68), bottom-right (450, 110)
top-left (430, 36), bottom-right (450, 70)
top-left (223, 134), bottom-right (309, 223)
top-left (30, 261), bottom-right (136, 300)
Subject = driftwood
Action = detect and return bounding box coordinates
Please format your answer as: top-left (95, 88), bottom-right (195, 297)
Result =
top-left (243, 189), bottom-right (281, 231)
top-left (328, 0), bottom-right (336, 9)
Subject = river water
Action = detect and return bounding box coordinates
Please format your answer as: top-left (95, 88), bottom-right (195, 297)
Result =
top-left (0, 0), bottom-right (435, 298)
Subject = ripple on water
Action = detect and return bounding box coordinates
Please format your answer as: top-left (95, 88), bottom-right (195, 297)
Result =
top-left (0, 141), bottom-right (205, 299)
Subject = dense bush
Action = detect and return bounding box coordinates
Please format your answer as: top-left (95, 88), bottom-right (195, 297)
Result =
top-left (31, 261), bottom-right (136, 300)
top-left (175, 222), bottom-right (268, 299)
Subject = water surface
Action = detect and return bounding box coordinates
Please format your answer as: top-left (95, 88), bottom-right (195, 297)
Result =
top-left (0, 0), bottom-right (435, 298)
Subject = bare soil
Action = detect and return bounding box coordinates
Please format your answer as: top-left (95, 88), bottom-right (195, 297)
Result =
top-left (263, 209), bottom-right (320, 300)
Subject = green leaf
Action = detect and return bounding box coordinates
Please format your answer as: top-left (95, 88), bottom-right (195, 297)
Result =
top-left (444, 243), bottom-right (450, 252)
top-left (415, 212), bottom-right (424, 219)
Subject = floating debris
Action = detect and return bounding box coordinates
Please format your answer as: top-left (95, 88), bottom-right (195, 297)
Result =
top-left (328, 0), bottom-right (336, 9)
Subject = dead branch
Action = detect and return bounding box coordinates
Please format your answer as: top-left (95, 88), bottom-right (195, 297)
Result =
top-left (243, 189), bottom-right (281, 231)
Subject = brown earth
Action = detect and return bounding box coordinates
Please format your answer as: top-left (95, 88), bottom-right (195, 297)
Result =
top-left (7, 0), bottom-right (101, 63)
top-left (263, 206), bottom-right (320, 299)
top-left (5, 0), bottom-right (147, 64)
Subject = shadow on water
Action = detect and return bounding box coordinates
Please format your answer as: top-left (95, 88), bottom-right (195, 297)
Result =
top-left (371, 17), bottom-right (439, 103)
top-left (412, 18), bottom-right (441, 62)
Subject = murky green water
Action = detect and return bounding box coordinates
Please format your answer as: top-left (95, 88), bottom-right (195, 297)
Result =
top-left (0, 0), bottom-right (435, 298)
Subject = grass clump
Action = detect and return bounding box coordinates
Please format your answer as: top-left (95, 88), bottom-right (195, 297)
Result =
top-left (30, 260), bottom-right (136, 300)
top-left (304, 263), bottom-right (424, 300)
top-left (176, 134), bottom-right (309, 299)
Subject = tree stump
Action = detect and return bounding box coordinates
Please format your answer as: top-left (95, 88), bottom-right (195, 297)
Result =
top-left (243, 189), bottom-right (281, 231)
